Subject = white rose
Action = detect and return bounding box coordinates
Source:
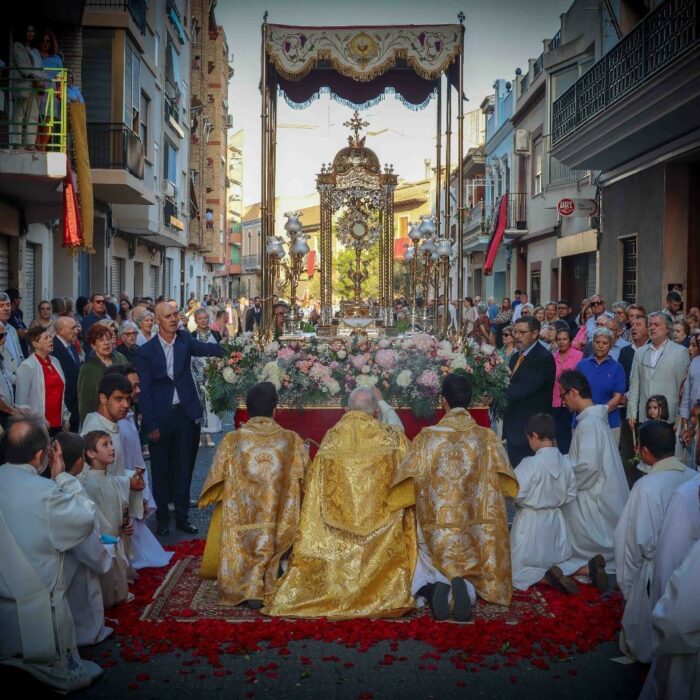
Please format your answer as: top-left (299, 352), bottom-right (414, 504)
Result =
top-left (336, 350), bottom-right (347, 359)
top-left (396, 370), bottom-right (412, 388)
top-left (326, 379), bottom-right (341, 395)
top-left (378, 338), bottom-right (391, 349)
top-left (222, 367), bottom-right (236, 384)
top-left (356, 374), bottom-right (378, 388)
top-left (480, 343), bottom-right (496, 356)
top-left (450, 354), bottom-right (467, 369)
top-left (264, 341), bottom-right (280, 354)
top-left (317, 343), bottom-right (330, 354)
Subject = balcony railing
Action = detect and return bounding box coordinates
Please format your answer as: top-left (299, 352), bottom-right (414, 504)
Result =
top-left (533, 53), bottom-right (544, 79)
top-left (164, 95), bottom-right (179, 125)
top-left (549, 30), bottom-right (561, 51)
top-left (463, 193), bottom-right (528, 237)
top-left (0, 67), bottom-right (67, 151)
top-left (552, 0), bottom-right (700, 144)
top-left (543, 135), bottom-right (588, 185)
top-left (86, 0), bottom-right (147, 34)
top-left (87, 123), bottom-right (144, 179)
top-left (242, 254), bottom-right (261, 272)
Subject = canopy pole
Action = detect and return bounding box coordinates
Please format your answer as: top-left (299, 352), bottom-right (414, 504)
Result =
top-left (260, 14), bottom-right (270, 337)
top-left (456, 14), bottom-right (465, 328)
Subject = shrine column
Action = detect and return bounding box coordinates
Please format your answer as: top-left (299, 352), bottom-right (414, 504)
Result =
top-left (318, 185), bottom-right (333, 329)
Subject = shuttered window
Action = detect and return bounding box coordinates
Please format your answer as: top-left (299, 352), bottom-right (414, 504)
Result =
top-left (82, 29), bottom-right (114, 123)
top-left (0, 236), bottom-right (9, 292)
top-left (149, 265), bottom-right (159, 298)
top-left (111, 256), bottom-right (125, 297)
top-left (124, 40), bottom-right (141, 131)
top-left (24, 243), bottom-right (36, 324)
top-left (163, 257), bottom-right (173, 300)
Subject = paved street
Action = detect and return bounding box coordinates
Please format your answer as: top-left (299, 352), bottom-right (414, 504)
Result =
top-left (46, 418), bottom-right (647, 700)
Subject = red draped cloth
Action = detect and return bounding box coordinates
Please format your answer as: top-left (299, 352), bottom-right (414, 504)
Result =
top-left (235, 407), bottom-right (491, 455)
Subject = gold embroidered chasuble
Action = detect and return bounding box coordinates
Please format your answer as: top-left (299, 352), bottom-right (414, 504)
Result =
top-left (264, 411), bottom-right (417, 620)
top-left (198, 418), bottom-right (308, 606)
top-left (395, 408), bottom-right (519, 606)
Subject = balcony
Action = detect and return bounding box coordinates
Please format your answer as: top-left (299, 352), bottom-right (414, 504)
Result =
top-left (543, 135), bottom-right (589, 187)
top-left (84, 0), bottom-right (147, 40)
top-left (551, 0), bottom-right (700, 171)
top-left (87, 123), bottom-right (155, 205)
top-left (462, 193), bottom-right (527, 253)
top-left (242, 254), bottom-right (262, 272)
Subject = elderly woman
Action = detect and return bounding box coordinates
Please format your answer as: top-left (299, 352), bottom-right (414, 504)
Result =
top-left (77, 323), bottom-right (128, 424)
top-left (612, 301), bottom-right (630, 340)
top-left (134, 309), bottom-right (156, 346)
top-left (117, 321), bottom-right (140, 361)
top-left (544, 302), bottom-right (558, 323)
top-left (29, 300), bottom-right (54, 334)
top-left (575, 327), bottom-right (626, 442)
top-left (673, 320), bottom-right (691, 348)
top-left (552, 327), bottom-right (583, 453)
top-left (469, 301), bottom-right (493, 344)
top-left (191, 308), bottom-right (222, 448)
top-left (15, 325), bottom-right (70, 437)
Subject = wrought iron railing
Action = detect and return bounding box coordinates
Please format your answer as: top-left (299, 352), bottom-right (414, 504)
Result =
top-left (463, 192), bottom-right (528, 237)
top-left (164, 95), bottom-right (179, 125)
top-left (543, 135), bottom-right (589, 185)
top-left (552, 0), bottom-right (700, 144)
top-left (549, 30), bottom-right (561, 51)
top-left (533, 53), bottom-right (544, 79)
top-left (0, 67), bottom-right (67, 152)
top-left (86, 0), bottom-right (147, 35)
top-left (87, 123), bottom-right (144, 178)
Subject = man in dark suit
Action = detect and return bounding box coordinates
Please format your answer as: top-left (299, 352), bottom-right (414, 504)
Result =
top-left (503, 316), bottom-right (556, 468)
top-left (51, 316), bottom-right (82, 432)
top-left (245, 296), bottom-right (262, 333)
top-left (136, 302), bottom-right (224, 536)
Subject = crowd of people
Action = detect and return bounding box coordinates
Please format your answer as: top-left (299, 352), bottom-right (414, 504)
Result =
top-left (0, 286), bottom-right (698, 699)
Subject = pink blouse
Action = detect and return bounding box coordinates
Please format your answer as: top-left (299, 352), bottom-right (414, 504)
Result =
top-left (552, 347), bottom-right (584, 407)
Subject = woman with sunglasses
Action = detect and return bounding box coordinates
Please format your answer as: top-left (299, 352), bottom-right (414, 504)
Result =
top-left (498, 326), bottom-right (517, 362)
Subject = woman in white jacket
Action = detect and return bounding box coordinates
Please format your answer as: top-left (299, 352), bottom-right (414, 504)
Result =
top-left (15, 326), bottom-right (70, 436)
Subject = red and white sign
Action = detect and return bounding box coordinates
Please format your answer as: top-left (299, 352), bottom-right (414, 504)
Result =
top-left (557, 198), bottom-right (598, 217)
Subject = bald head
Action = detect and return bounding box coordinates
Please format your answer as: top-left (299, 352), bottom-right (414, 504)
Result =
top-left (155, 300), bottom-right (179, 337)
top-left (54, 315), bottom-right (79, 343)
top-left (4, 414), bottom-right (50, 469)
top-left (347, 387), bottom-right (378, 416)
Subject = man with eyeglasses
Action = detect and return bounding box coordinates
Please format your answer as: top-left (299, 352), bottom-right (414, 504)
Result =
top-left (80, 293), bottom-right (111, 349)
top-left (628, 312), bottom-right (689, 432)
top-left (503, 316), bottom-right (556, 468)
top-left (585, 295), bottom-right (613, 343)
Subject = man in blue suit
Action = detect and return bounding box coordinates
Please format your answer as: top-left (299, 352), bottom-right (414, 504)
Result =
top-left (136, 301), bottom-right (224, 536)
top-left (51, 316), bottom-right (82, 432)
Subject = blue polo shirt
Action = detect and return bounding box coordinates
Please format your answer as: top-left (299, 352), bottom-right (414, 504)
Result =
top-left (575, 356), bottom-right (626, 428)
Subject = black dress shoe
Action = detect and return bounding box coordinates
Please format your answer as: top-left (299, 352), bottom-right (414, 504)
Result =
top-left (246, 599), bottom-right (263, 610)
top-left (156, 522), bottom-right (170, 536)
top-left (429, 582), bottom-right (450, 621)
top-left (451, 577), bottom-right (473, 622)
top-left (175, 519), bottom-right (198, 534)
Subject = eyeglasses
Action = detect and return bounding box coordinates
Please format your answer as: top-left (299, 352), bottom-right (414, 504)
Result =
top-left (123, 331), bottom-right (137, 336)
top-left (591, 300), bottom-right (603, 306)
top-left (93, 299), bottom-right (105, 304)
top-left (559, 388), bottom-right (571, 401)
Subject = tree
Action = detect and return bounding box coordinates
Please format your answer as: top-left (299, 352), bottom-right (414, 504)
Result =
top-left (333, 244), bottom-right (380, 302)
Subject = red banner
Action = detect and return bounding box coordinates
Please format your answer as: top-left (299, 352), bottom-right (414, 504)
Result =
top-left (484, 193), bottom-right (508, 276)
top-left (62, 155), bottom-right (83, 250)
top-left (306, 250), bottom-right (317, 277)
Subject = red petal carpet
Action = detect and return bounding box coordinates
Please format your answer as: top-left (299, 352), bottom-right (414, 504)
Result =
top-left (107, 540), bottom-right (624, 673)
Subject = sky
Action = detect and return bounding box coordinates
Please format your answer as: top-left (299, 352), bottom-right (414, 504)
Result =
top-left (216, 0), bottom-right (572, 207)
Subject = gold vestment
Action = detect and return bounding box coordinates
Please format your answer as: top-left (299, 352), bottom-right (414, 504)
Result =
top-left (264, 411), bottom-right (417, 620)
top-left (198, 418), bottom-right (308, 606)
top-left (395, 408), bottom-right (519, 606)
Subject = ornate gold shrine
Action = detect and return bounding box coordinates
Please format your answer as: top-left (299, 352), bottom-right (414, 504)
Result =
top-left (316, 112), bottom-right (398, 335)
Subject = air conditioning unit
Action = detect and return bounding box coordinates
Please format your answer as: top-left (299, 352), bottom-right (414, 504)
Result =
top-left (514, 129), bottom-right (531, 153)
top-left (226, 114), bottom-right (234, 129)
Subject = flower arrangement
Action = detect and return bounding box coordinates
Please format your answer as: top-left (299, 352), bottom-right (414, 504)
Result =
top-left (206, 333), bottom-right (510, 419)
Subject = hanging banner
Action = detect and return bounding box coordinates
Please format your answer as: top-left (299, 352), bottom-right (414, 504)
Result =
top-left (484, 194), bottom-right (508, 276)
top-left (62, 155), bottom-right (83, 251)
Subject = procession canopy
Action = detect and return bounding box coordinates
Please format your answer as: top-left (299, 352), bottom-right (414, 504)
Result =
top-left (265, 24), bottom-right (463, 110)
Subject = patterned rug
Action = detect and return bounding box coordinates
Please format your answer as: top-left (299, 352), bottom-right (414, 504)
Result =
top-left (141, 554), bottom-right (551, 625)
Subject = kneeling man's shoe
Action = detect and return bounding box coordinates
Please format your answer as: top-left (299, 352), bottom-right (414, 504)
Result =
top-left (588, 554), bottom-right (608, 593)
top-left (450, 577), bottom-right (473, 622)
top-left (429, 582), bottom-right (450, 621)
top-left (175, 519), bottom-right (198, 534)
top-left (545, 565), bottom-right (579, 595)
top-left (246, 599), bottom-right (263, 610)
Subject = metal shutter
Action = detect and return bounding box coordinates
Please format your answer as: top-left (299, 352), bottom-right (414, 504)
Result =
top-left (111, 256), bottom-right (124, 297)
top-left (586, 252), bottom-right (597, 298)
top-left (163, 257), bottom-right (173, 299)
top-left (149, 265), bottom-right (159, 298)
top-left (0, 236), bottom-right (9, 291)
top-left (82, 29), bottom-right (114, 123)
top-left (24, 243), bottom-right (36, 324)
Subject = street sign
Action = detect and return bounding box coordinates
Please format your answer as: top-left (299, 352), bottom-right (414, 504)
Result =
top-left (557, 198), bottom-right (598, 217)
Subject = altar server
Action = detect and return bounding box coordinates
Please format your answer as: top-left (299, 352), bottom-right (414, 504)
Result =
top-left (80, 430), bottom-right (132, 607)
top-left (104, 365), bottom-right (172, 569)
top-left (640, 539), bottom-right (700, 700)
top-left (395, 373), bottom-right (518, 620)
top-left (0, 415), bottom-right (103, 692)
top-left (559, 370), bottom-right (629, 582)
top-left (510, 413), bottom-right (579, 593)
top-left (199, 382), bottom-right (308, 608)
top-left (265, 387), bottom-right (415, 619)
top-left (614, 420), bottom-right (695, 663)
top-left (55, 431), bottom-right (113, 646)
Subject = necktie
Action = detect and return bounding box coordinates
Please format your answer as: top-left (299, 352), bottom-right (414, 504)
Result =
top-left (511, 352), bottom-right (525, 376)
top-left (70, 344), bottom-right (80, 365)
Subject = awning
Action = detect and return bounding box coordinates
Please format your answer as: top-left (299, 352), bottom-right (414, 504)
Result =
top-left (483, 194), bottom-right (508, 276)
top-left (556, 228), bottom-right (598, 257)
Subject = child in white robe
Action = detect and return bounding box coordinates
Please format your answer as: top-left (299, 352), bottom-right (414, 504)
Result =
top-left (614, 420), bottom-right (696, 663)
top-left (79, 430), bottom-right (133, 608)
top-left (510, 413), bottom-right (579, 593)
top-left (56, 431), bottom-right (113, 646)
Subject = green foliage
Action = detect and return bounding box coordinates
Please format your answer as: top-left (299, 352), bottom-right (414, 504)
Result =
top-left (333, 245), bottom-right (380, 301)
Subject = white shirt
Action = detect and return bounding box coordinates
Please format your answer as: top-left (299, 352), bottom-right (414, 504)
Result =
top-left (648, 339), bottom-right (669, 369)
top-left (158, 333), bottom-right (180, 404)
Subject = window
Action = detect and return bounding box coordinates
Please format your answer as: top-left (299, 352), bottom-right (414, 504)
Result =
top-left (621, 236), bottom-right (637, 303)
top-left (532, 137), bottom-right (543, 195)
top-left (124, 41), bottom-right (141, 131)
top-left (552, 65), bottom-right (578, 101)
top-left (139, 91), bottom-right (150, 155)
top-left (399, 216), bottom-right (408, 237)
top-left (530, 269), bottom-right (541, 306)
top-left (164, 139), bottom-right (178, 187)
top-left (231, 246), bottom-right (241, 264)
